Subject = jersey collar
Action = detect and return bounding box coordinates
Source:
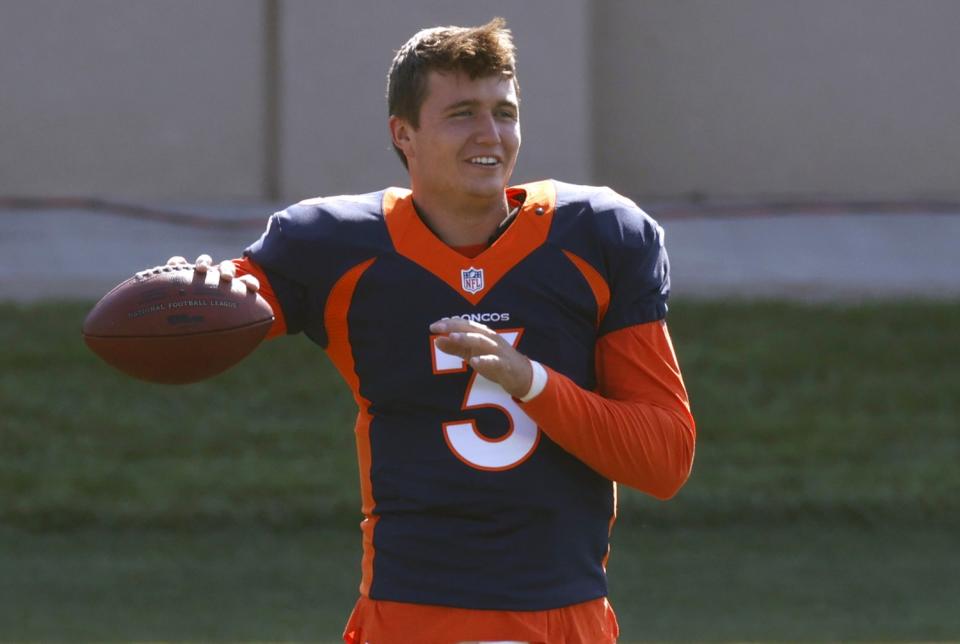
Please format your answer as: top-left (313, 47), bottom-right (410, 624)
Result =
top-left (382, 180), bottom-right (557, 305)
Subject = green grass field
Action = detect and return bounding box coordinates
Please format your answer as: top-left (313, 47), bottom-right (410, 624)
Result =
top-left (1, 299), bottom-right (958, 640)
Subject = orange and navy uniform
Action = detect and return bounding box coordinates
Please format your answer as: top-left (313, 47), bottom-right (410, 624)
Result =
top-left (236, 180), bottom-right (695, 642)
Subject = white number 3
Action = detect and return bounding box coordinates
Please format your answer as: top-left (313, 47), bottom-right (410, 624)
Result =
top-left (431, 329), bottom-right (541, 471)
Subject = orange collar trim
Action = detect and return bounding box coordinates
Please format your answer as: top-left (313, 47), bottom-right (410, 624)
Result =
top-left (382, 181), bottom-right (557, 305)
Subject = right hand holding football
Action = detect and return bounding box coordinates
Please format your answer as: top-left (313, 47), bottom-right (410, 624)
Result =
top-left (166, 254), bottom-right (260, 292)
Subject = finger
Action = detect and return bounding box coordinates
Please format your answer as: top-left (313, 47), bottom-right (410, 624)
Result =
top-left (437, 332), bottom-right (499, 357)
top-left (430, 318), bottom-right (494, 335)
top-left (194, 254), bottom-right (213, 272)
top-left (467, 354), bottom-right (513, 390)
top-left (218, 260), bottom-right (236, 280)
top-left (237, 273), bottom-right (260, 292)
top-left (469, 354), bottom-right (502, 371)
top-left (434, 334), bottom-right (478, 360)
top-left (434, 334), bottom-right (468, 359)
top-left (470, 354), bottom-right (533, 398)
top-left (167, 256), bottom-right (188, 266)
top-left (459, 318), bottom-right (494, 334)
top-left (468, 319), bottom-right (495, 333)
top-left (457, 331), bottom-right (499, 349)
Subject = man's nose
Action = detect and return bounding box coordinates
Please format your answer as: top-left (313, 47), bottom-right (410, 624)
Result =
top-left (473, 112), bottom-right (501, 144)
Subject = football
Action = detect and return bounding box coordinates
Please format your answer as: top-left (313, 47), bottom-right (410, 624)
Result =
top-left (82, 263), bottom-right (275, 384)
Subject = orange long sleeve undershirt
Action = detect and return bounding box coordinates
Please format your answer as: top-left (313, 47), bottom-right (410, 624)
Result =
top-left (520, 320), bottom-right (696, 499)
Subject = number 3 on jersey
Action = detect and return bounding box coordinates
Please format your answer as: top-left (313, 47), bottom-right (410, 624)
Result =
top-left (431, 329), bottom-right (541, 471)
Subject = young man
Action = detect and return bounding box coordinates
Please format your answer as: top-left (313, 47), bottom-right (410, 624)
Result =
top-left (187, 17), bottom-right (695, 643)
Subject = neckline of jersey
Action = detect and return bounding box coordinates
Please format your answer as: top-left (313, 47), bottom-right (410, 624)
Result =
top-left (381, 180), bottom-right (557, 305)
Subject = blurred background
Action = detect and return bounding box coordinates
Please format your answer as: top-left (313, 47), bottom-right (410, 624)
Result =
top-left (3, 0), bottom-right (959, 301)
top-left (4, 0), bottom-right (960, 201)
top-left (1, 0), bottom-right (958, 641)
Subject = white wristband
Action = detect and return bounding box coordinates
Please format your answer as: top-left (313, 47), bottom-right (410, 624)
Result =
top-left (519, 360), bottom-right (548, 402)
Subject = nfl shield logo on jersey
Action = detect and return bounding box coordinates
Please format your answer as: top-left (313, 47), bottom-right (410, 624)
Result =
top-left (461, 267), bottom-right (485, 294)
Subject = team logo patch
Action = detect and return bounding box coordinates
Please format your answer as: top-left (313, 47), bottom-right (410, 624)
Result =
top-left (460, 267), bottom-right (485, 294)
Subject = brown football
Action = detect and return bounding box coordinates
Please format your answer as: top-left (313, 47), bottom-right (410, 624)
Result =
top-left (82, 264), bottom-right (275, 384)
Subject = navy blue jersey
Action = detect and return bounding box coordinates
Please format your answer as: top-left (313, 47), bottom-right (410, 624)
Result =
top-left (244, 180), bottom-right (669, 610)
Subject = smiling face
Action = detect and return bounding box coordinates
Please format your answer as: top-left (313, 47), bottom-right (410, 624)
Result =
top-left (391, 70), bottom-right (521, 210)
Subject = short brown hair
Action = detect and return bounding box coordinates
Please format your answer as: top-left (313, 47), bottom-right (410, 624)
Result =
top-left (387, 17), bottom-right (519, 167)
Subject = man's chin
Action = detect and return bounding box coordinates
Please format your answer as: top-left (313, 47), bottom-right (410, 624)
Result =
top-left (461, 176), bottom-right (512, 199)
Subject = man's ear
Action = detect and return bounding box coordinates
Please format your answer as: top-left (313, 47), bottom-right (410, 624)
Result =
top-left (389, 115), bottom-right (414, 160)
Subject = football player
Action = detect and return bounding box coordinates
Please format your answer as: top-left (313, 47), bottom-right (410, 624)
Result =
top-left (175, 17), bottom-right (695, 643)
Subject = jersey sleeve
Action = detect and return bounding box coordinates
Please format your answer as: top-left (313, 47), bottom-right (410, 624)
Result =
top-left (520, 320), bottom-right (695, 499)
top-left (233, 257), bottom-right (287, 340)
top-left (595, 191), bottom-right (670, 335)
top-left (240, 193), bottom-right (391, 348)
top-left (242, 210), bottom-right (311, 337)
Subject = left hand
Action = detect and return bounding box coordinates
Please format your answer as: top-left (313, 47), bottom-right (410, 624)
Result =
top-left (430, 318), bottom-right (533, 398)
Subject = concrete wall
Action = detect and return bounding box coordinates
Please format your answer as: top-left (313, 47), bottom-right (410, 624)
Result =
top-left (0, 0), bottom-right (590, 202)
top-left (593, 0), bottom-right (960, 200)
top-left (0, 0), bottom-right (266, 200)
top-left (2, 1), bottom-right (958, 202)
